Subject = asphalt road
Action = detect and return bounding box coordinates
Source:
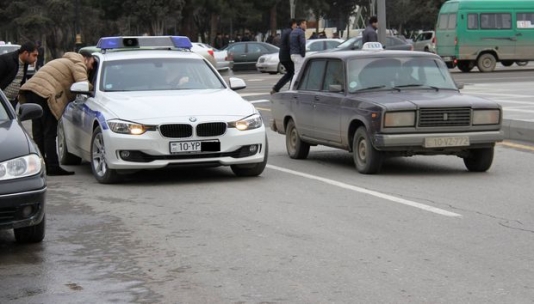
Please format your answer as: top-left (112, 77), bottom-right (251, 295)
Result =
top-left (1, 69), bottom-right (534, 303)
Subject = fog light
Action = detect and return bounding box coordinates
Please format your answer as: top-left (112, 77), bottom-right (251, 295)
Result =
top-left (22, 206), bottom-right (33, 218)
top-left (249, 145), bottom-right (258, 153)
top-left (120, 151), bottom-right (130, 159)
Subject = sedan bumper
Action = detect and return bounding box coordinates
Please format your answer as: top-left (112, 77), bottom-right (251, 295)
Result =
top-left (0, 185), bottom-right (46, 230)
top-left (256, 61), bottom-right (279, 73)
top-left (373, 130), bottom-right (504, 150)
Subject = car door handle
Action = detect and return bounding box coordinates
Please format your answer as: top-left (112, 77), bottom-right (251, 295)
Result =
top-left (240, 54), bottom-right (247, 57)
top-left (314, 96), bottom-right (320, 101)
top-left (516, 32), bottom-right (523, 36)
top-left (509, 37), bottom-right (517, 41)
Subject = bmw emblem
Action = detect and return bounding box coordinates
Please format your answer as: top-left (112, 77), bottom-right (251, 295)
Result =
top-left (189, 117), bottom-right (197, 122)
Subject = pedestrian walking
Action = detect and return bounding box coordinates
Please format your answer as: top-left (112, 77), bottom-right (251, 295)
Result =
top-left (18, 50), bottom-right (95, 176)
top-left (0, 41), bottom-right (38, 109)
top-left (362, 16), bottom-right (379, 44)
top-left (271, 19), bottom-right (297, 94)
top-left (289, 19), bottom-right (307, 82)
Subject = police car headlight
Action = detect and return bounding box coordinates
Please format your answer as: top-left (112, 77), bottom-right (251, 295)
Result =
top-left (229, 114), bottom-right (263, 131)
top-left (473, 109), bottom-right (500, 125)
top-left (384, 111), bottom-right (416, 128)
top-left (108, 120), bottom-right (156, 135)
top-left (0, 154), bottom-right (43, 181)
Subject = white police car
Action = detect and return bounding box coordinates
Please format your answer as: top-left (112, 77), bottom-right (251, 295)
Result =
top-left (59, 36), bottom-right (267, 183)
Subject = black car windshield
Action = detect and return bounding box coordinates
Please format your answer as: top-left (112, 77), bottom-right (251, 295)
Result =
top-left (100, 58), bottom-right (225, 92)
top-left (347, 56), bottom-right (457, 93)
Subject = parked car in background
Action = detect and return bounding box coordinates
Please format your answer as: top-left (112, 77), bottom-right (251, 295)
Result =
top-left (270, 42), bottom-right (503, 174)
top-left (0, 89), bottom-right (47, 243)
top-left (190, 42), bottom-right (218, 69)
top-left (306, 38), bottom-right (344, 54)
top-left (412, 30), bottom-right (436, 53)
top-left (224, 42), bottom-right (279, 71)
top-left (257, 39), bottom-right (344, 74)
top-left (334, 36), bottom-right (414, 51)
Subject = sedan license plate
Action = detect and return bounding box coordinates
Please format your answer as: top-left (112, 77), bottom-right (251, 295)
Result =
top-left (424, 136), bottom-right (470, 148)
top-left (442, 56), bottom-right (452, 61)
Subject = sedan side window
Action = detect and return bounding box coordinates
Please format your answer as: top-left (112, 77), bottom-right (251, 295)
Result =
top-left (248, 44), bottom-right (267, 53)
top-left (309, 41), bottom-right (323, 51)
top-left (228, 44), bottom-right (245, 53)
top-left (323, 60), bottom-right (344, 92)
top-left (298, 60), bottom-right (326, 91)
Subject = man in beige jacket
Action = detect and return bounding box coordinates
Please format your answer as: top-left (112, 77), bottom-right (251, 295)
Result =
top-left (19, 50), bottom-right (94, 176)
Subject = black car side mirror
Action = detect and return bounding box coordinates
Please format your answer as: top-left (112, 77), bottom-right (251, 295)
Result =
top-left (18, 103), bottom-right (43, 121)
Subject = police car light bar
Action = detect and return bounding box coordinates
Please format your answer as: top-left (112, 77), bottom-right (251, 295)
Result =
top-left (96, 36), bottom-right (192, 50)
top-left (362, 42), bottom-right (384, 51)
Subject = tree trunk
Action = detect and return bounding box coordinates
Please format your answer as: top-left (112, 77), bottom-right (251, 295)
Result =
top-left (270, 5), bottom-right (277, 35)
top-left (210, 13), bottom-right (218, 45)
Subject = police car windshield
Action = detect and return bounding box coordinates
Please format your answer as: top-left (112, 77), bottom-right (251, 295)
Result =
top-left (100, 58), bottom-right (225, 92)
top-left (347, 56), bottom-right (457, 93)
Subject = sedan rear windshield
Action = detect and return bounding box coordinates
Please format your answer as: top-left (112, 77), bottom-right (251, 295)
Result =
top-left (347, 56), bottom-right (457, 93)
top-left (100, 58), bottom-right (225, 92)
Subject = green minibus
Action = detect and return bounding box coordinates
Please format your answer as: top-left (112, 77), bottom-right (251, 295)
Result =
top-left (436, 0), bottom-right (534, 72)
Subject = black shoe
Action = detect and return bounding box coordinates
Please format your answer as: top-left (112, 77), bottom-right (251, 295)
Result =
top-left (47, 166), bottom-right (75, 176)
top-left (270, 89), bottom-right (278, 95)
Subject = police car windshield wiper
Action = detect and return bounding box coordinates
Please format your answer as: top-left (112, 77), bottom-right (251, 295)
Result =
top-left (393, 84), bottom-right (439, 91)
top-left (354, 85), bottom-right (401, 93)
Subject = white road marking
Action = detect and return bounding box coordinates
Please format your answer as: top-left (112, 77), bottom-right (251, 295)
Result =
top-left (267, 165), bottom-right (462, 218)
top-left (250, 99), bottom-right (270, 104)
top-left (240, 92), bottom-right (268, 97)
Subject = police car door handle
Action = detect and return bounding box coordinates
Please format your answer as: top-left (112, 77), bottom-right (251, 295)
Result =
top-left (314, 96), bottom-right (320, 101)
top-left (516, 33), bottom-right (522, 36)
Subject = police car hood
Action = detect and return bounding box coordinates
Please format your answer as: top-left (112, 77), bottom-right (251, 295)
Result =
top-left (101, 89), bottom-right (257, 122)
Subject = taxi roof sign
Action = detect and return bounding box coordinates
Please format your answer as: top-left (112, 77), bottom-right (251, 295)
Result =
top-left (362, 42), bottom-right (384, 51)
top-left (96, 36), bottom-right (192, 51)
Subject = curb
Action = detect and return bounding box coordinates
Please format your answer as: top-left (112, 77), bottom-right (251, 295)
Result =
top-left (503, 119), bottom-right (534, 144)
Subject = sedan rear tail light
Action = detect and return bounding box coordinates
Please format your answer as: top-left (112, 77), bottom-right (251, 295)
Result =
top-left (208, 49), bottom-right (214, 57)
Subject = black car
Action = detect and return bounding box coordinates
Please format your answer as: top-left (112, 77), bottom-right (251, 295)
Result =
top-left (334, 36), bottom-right (414, 51)
top-left (0, 90), bottom-right (46, 243)
top-left (223, 42), bottom-right (279, 71)
top-left (270, 48), bottom-right (503, 174)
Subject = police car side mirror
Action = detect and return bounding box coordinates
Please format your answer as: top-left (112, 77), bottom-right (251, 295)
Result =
top-left (455, 81), bottom-right (464, 90)
top-left (229, 77), bottom-right (246, 91)
top-left (70, 81), bottom-right (92, 96)
top-left (18, 103), bottom-right (43, 122)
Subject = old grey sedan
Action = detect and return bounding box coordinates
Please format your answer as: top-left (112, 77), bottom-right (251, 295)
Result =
top-left (270, 44), bottom-right (504, 174)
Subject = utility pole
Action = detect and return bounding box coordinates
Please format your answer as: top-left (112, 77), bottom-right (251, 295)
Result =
top-left (290, 0), bottom-right (295, 18)
top-left (377, 0), bottom-right (386, 45)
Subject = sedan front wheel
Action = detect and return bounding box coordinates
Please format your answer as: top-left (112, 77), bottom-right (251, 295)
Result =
top-left (353, 127), bottom-right (383, 174)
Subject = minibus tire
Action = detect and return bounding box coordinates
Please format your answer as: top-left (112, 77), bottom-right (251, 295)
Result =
top-left (477, 53), bottom-right (497, 72)
top-left (501, 61), bottom-right (514, 67)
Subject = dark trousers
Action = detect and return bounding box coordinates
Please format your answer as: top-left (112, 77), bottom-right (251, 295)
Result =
top-left (273, 60), bottom-right (295, 92)
top-left (24, 91), bottom-right (60, 168)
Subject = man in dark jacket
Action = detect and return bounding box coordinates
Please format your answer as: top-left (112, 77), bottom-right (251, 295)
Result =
top-left (0, 42), bottom-right (38, 109)
top-left (289, 19), bottom-right (307, 81)
top-left (271, 19), bottom-right (297, 94)
top-left (362, 16), bottom-right (379, 44)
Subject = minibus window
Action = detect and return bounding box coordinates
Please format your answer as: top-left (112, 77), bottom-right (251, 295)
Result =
top-left (468, 14), bottom-right (479, 30)
top-left (438, 14), bottom-right (448, 30)
top-left (481, 13), bottom-right (512, 29)
top-left (517, 13), bottom-right (534, 29)
top-left (448, 14), bottom-right (457, 29)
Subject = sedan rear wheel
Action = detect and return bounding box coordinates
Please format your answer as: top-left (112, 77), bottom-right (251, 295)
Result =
top-left (91, 126), bottom-right (120, 184)
top-left (285, 120), bottom-right (310, 159)
top-left (353, 127), bottom-right (383, 174)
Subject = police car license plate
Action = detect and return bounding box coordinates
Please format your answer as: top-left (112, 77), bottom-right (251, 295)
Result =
top-left (424, 136), bottom-right (470, 148)
top-left (442, 56), bottom-right (452, 61)
top-left (170, 141), bottom-right (201, 153)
